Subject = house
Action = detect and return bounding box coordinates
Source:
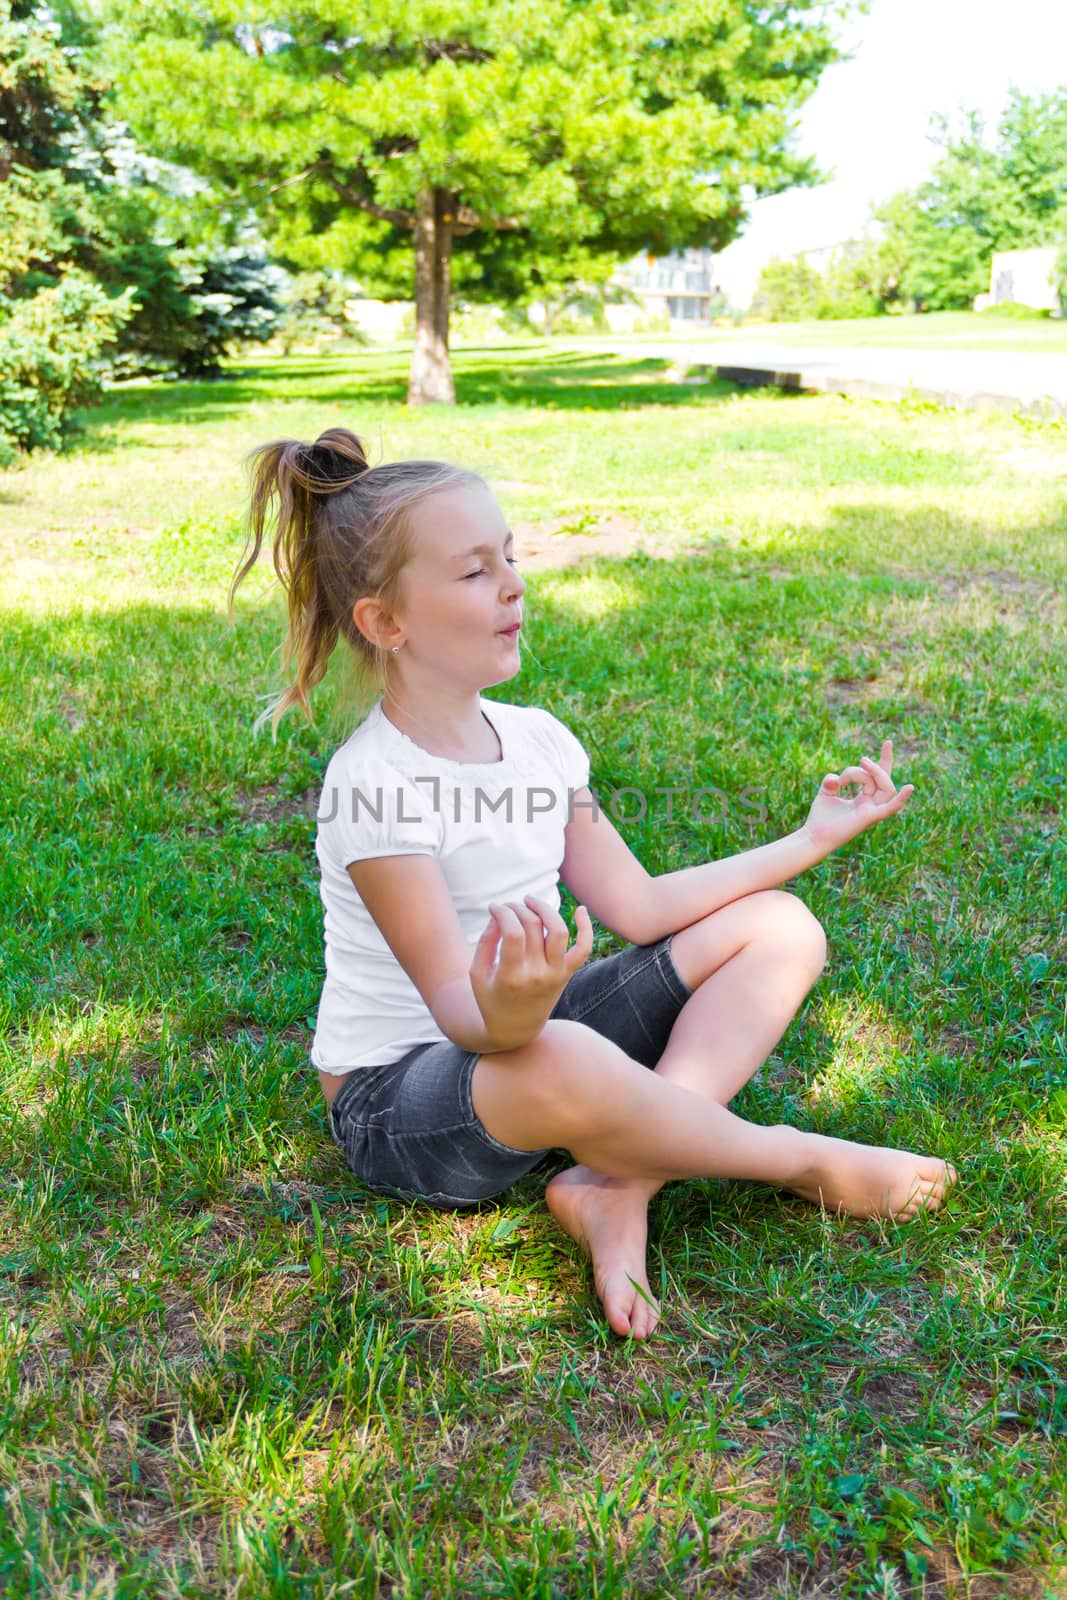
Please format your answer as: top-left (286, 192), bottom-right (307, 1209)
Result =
top-left (974, 246), bottom-right (1063, 313)
top-left (605, 247), bottom-right (724, 330)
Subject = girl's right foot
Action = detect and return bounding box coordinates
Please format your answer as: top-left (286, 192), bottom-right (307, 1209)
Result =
top-left (784, 1132), bottom-right (958, 1219)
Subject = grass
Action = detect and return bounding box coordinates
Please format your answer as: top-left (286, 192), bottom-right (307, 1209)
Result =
top-left (1, 342), bottom-right (1065, 1598)
top-left (564, 310), bottom-right (1067, 353)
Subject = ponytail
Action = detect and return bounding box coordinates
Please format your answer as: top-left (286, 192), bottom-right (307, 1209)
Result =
top-left (227, 427), bottom-right (483, 739)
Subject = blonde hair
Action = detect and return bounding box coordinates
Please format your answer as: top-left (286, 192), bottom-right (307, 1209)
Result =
top-left (227, 426), bottom-right (486, 738)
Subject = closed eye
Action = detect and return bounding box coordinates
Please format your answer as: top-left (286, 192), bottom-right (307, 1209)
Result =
top-left (463, 558), bottom-right (520, 579)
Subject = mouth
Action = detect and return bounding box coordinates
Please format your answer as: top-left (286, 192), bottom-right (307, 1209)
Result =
top-left (498, 624), bottom-right (522, 637)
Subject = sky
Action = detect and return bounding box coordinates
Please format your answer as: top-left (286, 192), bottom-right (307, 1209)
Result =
top-left (712, 0), bottom-right (1067, 307)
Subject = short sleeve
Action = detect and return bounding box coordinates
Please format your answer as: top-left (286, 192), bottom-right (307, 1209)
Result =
top-left (316, 762), bottom-right (442, 867)
top-left (541, 711), bottom-right (591, 790)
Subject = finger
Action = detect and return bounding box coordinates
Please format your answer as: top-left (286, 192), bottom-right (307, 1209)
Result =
top-left (488, 901), bottom-right (526, 962)
top-left (523, 894), bottom-right (568, 958)
top-left (470, 910), bottom-right (502, 979)
top-left (880, 738), bottom-right (894, 777)
top-left (565, 905), bottom-right (594, 971)
top-left (859, 755), bottom-right (894, 795)
top-left (501, 899), bottom-right (548, 963)
top-left (836, 764), bottom-right (874, 793)
top-left (888, 783), bottom-right (915, 813)
top-left (821, 772), bottom-right (840, 792)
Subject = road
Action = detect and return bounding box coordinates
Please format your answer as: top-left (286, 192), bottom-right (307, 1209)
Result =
top-left (579, 337), bottom-right (1067, 418)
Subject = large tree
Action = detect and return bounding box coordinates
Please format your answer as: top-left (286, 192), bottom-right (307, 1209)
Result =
top-left (1, 0), bottom-right (284, 376)
top-left (873, 88), bottom-right (1067, 312)
top-left (97, 0), bottom-right (856, 403)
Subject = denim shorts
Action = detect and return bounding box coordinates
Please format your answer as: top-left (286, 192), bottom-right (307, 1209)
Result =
top-left (325, 933), bottom-right (694, 1210)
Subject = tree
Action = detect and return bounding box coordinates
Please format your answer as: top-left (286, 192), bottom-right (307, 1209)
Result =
top-left (97, 0), bottom-right (858, 404)
top-left (874, 89), bottom-right (1067, 312)
top-left (1, 0), bottom-right (285, 381)
top-left (752, 253), bottom-right (824, 321)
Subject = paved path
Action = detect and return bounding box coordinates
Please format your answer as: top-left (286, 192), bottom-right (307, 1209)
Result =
top-left (579, 337), bottom-right (1067, 418)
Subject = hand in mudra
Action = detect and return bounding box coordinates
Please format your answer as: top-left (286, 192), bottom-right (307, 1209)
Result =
top-left (802, 738), bottom-right (915, 854)
top-left (471, 894), bottom-right (594, 1050)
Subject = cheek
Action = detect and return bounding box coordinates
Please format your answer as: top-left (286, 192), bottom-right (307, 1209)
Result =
top-left (454, 586), bottom-right (491, 621)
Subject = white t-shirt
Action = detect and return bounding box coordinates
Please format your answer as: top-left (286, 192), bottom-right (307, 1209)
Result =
top-left (310, 695), bottom-right (591, 1072)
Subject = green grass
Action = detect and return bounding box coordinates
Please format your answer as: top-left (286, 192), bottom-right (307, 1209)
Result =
top-left (566, 309), bottom-right (1067, 352)
top-left (2, 344), bottom-right (1065, 1598)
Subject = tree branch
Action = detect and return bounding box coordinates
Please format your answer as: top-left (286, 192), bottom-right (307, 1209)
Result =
top-left (322, 166), bottom-right (522, 234)
top-left (321, 169), bottom-right (417, 227)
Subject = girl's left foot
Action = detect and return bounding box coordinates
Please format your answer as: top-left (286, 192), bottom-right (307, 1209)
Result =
top-left (545, 1165), bottom-right (660, 1339)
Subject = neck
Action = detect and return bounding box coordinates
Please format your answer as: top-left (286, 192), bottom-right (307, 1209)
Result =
top-left (381, 675), bottom-right (498, 757)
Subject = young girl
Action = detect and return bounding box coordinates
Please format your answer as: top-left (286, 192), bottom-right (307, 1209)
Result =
top-left (229, 426), bottom-right (958, 1341)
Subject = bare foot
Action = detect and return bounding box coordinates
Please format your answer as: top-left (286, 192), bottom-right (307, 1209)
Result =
top-left (787, 1132), bottom-right (959, 1219)
top-left (545, 1166), bottom-right (661, 1338)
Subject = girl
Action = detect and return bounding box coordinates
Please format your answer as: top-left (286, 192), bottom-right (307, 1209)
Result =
top-left (229, 426), bottom-right (958, 1341)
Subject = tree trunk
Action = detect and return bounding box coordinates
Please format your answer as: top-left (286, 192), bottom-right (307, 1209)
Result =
top-left (408, 184), bottom-right (455, 405)
top-left (433, 187), bottom-right (452, 353)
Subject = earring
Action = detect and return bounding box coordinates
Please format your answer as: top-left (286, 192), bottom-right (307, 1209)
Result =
top-left (391, 646), bottom-right (400, 653)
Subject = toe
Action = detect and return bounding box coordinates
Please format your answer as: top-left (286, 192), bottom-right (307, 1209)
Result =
top-left (599, 1274), bottom-right (636, 1337)
top-left (628, 1281), bottom-right (661, 1340)
top-left (636, 1302), bottom-right (661, 1340)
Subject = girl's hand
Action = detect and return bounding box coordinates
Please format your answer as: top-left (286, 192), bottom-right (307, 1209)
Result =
top-left (470, 894), bottom-right (594, 1052)
top-left (802, 738), bottom-right (915, 855)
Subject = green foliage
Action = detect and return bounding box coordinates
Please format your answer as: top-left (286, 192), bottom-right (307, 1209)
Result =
top-left (0, 270), bottom-right (135, 465)
top-left (0, 165), bottom-right (70, 284)
top-left (753, 255), bottom-right (825, 321)
top-left (0, 2), bottom-right (283, 399)
top-left (268, 269), bottom-right (367, 357)
top-left (754, 213), bottom-right (911, 323)
top-left (874, 89), bottom-right (1067, 312)
top-left (1055, 243), bottom-right (1067, 314)
top-left (149, 250), bottom-right (284, 377)
top-left (98, 0), bottom-right (856, 314)
top-left (975, 301), bottom-right (1055, 321)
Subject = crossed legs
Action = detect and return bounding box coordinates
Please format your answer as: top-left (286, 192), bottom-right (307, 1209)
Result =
top-left (469, 890), bottom-right (957, 1340)
top-left (545, 889), bottom-right (832, 1338)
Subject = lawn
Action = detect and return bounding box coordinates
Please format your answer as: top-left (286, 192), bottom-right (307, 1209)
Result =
top-left (567, 310), bottom-right (1067, 353)
top-left (2, 344), bottom-right (1065, 1598)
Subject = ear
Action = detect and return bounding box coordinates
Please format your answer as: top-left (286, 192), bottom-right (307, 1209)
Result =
top-left (352, 595), bottom-right (398, 651)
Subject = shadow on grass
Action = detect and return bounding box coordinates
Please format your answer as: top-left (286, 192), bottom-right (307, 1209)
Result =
top-left (3, 504), bottom-right (1063, 1598)
top-left (68, 350), bottom-right (789, 453)
top-left (3, 519), bottom-right (1061, 1216)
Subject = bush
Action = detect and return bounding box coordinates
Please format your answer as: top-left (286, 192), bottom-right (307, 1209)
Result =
top-left (267, 269), bottom-right (361, 356)
top-left (142, 250), bottom-right (283, 379)
top-left (975, 301), bottom-right (1055, 319)
top-left (1055, 244), bottom-right (1067, 314)
top-left (0, 272), bottom-right (135, 467)
top-left (752, 256), bottom-right (824, 321)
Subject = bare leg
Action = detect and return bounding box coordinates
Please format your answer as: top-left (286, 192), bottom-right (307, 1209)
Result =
top-left (547, 898), bottom-right (828, 1336)
top-left (541, 893), bottom-right (955, 1339)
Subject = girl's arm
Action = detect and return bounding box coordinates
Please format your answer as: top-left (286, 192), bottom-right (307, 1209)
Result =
top-left (637, 826), bottom-right (826, 944)
top-left (562, 739), bottom-right (914, 946)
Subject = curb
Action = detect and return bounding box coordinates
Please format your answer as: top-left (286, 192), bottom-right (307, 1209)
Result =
top-left (682, 363), bottom-right (1067, 420)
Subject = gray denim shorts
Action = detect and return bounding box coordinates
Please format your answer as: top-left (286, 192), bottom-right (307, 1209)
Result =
top-left (325, 933), bottom-right (694, 1210)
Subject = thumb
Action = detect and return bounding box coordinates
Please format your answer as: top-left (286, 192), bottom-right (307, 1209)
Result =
top-left (822, 773), bottom-right (840, 792)
top-left (565, 905), bottom-right (594, 969)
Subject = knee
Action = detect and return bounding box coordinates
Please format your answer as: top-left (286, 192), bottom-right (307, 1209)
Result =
top-left (757, 890), bottom-right (827, 975)
top-left (505, 1019), bottom-right (633, 1129)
